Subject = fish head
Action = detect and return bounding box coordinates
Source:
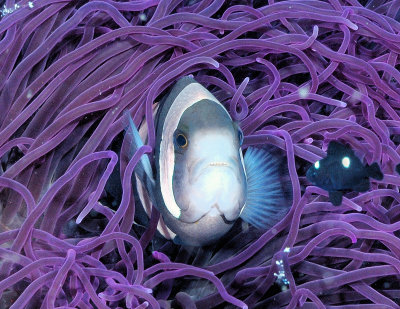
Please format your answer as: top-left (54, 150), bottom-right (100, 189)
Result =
top-left (155, 77), bottom-right (247, 246)
top-left (172, 99), bottom-right (247, 224)
top-left (306, 157), bottom-right (335, 190)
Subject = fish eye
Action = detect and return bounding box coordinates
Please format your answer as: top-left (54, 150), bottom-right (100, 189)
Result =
top-left (342, 156), bottom-right (350, 168)
top-left (175, 133), bottom-right (188, 148)
top-left (238, 128), bottom-right (244, 146)
top-left (314, 161), bottom-right (320, 169)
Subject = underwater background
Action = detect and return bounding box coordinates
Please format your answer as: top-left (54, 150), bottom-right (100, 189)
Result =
top-left (0, 0), bottom-right (400, 308)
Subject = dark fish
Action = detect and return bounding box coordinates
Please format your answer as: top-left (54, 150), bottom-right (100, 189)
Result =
top-left (306, 141), bottom-right (383, 206)
top-left (396, 163), bottom-right (400, 175)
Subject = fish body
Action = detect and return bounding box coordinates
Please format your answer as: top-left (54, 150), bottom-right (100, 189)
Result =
top-left (127, 77), bottom-right (291, 246)
top-left (306, 141), bottom-right (383, 206)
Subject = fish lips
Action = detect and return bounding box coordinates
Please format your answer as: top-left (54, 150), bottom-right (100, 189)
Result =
top-left (196, 204), bottom-right (239, 224)
top-left (177, 201), bottom-right (242, 224)
top-left (162, 208), bottom-right (236, 246)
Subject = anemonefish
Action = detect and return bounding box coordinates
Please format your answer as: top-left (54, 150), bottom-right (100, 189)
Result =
top-left (306, 141), bottom-right (383, 206)
top-left (125, 77), bottom-right (292, 246)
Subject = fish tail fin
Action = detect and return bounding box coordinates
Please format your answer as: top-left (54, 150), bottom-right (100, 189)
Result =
top-left (366, 162), bottom-right (383, 180)
top-left (124, 111), bottom-right (156, 198)
top-left (240, 146), bottom-right (292, 230)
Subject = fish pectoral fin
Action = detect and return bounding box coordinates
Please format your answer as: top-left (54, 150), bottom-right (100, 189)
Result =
top-left (329, 191), bottom-right (343, 206)
top-left (240, 146), bottom-right (292, 230)
top-left (352, 177), bottom-right (370, 192)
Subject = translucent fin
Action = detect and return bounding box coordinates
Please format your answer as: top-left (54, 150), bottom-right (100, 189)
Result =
top-left (125, 112), bottom-right (156, 204)
top-left (126, 114), bottom-right (153, 177)
top-left (240, 146), bottom-right (292, 230)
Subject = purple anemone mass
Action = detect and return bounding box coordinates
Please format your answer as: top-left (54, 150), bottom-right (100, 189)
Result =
top-left (0, 0), bottom-right (400, 308)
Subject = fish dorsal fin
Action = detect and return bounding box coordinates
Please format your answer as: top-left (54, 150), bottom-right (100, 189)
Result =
top-left (125, 112), bottom-right (157, 205)
top-left (327, 141), bottom-right (350, 156)
top-left (239, 146), bottom-right (291, 230)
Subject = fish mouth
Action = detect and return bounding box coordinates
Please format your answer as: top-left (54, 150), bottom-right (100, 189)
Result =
top-left (191, 212), bottom-right (235, 225)
top-left (188, 204), bottom-right (237, 225)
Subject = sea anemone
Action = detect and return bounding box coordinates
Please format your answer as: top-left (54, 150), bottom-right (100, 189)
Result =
top-left (0, 0), bottom-right (399, 308)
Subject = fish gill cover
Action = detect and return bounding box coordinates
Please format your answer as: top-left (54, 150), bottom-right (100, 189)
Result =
top-left (0, 0), bottom-right (399, 308)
